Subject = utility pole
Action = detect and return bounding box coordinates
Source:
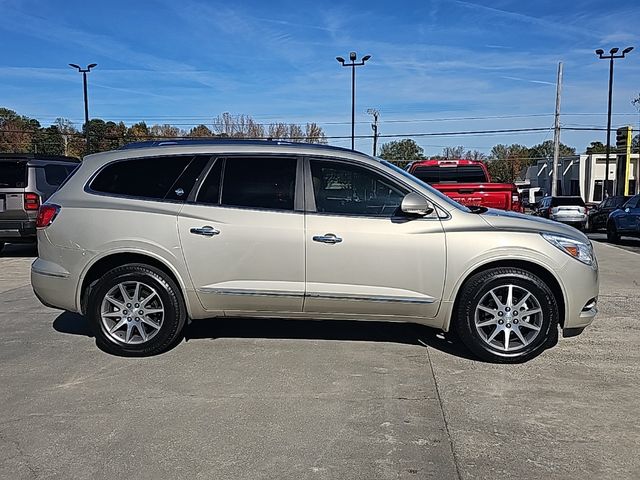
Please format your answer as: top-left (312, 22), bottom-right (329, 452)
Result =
top-left (367, 108), bottom-right (379, 156)
top-left (552, 62), bottom-right (563, 197)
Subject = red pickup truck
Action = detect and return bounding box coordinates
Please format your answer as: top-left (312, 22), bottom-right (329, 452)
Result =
top-left (407, 159), bottom-right (522, 212)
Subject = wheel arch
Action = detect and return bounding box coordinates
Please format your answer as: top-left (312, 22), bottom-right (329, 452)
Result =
top-left (78, 251), bottom-right (190, 317)
top-left (447, 259), bottom-right (566, 331)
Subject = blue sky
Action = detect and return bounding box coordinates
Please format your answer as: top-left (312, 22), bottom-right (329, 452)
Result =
top-left (1, 0), bottom-right (639, 155)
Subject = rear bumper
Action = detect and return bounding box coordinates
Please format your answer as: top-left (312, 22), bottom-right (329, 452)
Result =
top-left (31, 258), bottom-right (77, 312)
top-left (0, 220), bottom-right (36, 242)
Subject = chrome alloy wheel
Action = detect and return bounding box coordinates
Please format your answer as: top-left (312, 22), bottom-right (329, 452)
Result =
top-left (474, 284), bottom-right (543, 353)
top-left (100, 281), bottom-right (164, 345)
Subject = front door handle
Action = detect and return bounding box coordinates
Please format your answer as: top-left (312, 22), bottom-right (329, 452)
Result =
top-left (313, 233), bottom-right (342, 244)
top-left (190, 225), bottom-right (220, 237)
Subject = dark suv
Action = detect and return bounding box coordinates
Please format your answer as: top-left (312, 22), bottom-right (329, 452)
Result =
top-left (586, 195), bottom-right (631, 232)
top-left (0, 154), bottom-right (79, 253)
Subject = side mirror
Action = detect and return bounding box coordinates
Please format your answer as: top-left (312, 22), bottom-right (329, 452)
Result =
top-left (625, 207), bottom-right (630, 213)
top-left (401, 192), bottom-right (434, 217)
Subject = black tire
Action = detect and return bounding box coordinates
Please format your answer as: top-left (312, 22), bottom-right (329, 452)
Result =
top-left (453, 267), bottom-right (559, 363)
top-left (606, 222), bottom-right (620, 243)
top-left (87, 263), bottom-right (187, 356)
top-left (0, 242), bottom-right (4, 254)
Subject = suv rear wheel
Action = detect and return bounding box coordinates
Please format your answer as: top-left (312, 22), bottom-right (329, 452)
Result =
top-left (454, 267), bottom-right (559, 363)
top-left (87, 263), bottom-right (187, 356)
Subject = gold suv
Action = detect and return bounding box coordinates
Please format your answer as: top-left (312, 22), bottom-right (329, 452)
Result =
top-left (31, 140), bottom-right (598, 362)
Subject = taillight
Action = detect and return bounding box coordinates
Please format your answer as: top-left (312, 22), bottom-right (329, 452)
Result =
top-left (24, 192), bottom-right (40, 211)
top-left (36, 204), bottom-right (60, 228)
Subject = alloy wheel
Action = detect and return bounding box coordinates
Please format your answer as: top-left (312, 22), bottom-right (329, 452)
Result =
top-left (100, 281), bottom-right (165, 344)
top-left (474, 284), bottom-right (543, 353)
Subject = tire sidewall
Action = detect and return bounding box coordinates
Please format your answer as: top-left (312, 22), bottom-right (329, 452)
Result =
top-left (456, 269), bottom-right (558, 362)
top-left (88, 265), bottom-right (185, 356)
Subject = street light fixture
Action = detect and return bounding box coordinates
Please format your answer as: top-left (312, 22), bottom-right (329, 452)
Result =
top-left (336, 51), bottom-right (371, 150)
top-left (595, 46), bottom-right (633, 197)
top-left (69, 63), bottom-right (97, 144)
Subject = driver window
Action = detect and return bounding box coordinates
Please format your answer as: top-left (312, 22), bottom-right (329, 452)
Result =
top-left (309, 160), bottom-right (408, 217)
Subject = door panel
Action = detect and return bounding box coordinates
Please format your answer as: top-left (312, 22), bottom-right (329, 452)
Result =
top-left (303, 158), bottom-right (446, 319)
top-left (178, 155), bottom-right (304, 314)
top-left (304, 215), bottom-right (445, 318)
top-left (179, 206), bottom-right (304, 312)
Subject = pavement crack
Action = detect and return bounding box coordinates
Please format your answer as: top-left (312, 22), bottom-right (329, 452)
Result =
top-left (425, 346), bottom-right (464, 480)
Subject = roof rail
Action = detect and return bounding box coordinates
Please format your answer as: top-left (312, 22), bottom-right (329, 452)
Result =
top-left (118, 138), bottom-right (355, 153)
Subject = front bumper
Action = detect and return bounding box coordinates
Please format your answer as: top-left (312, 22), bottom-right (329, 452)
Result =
top-left (559, 256), bottom-right (599, 335)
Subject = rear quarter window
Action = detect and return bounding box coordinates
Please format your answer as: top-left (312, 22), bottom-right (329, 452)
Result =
top-left (0, 161), bottom-right (27, 188)
top-left (89, 155), bottom-right (204, 201)
top-left (43, 164), bottom-right (75, 187)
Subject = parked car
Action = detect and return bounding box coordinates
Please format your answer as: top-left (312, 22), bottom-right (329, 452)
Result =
top-left (31, 140), bottom-right (598, 363)
top-left (533, 196), bottom-right (587, 230)
top-left (607, 194), bottom-right (640, 242)
top-left (586, 195), bottom-right (632, 232)
top-left (0, 154), bottom-right (79, 253)
top-left (406, 159), bottom-right (523, 212)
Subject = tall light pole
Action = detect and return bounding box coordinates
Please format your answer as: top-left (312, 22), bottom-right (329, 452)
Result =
top-left (336, 52), bottom-right (371, 150)
top-left (595, 47), bottom-right (633, 197)
top-left (69, 63), bottom-right (97, 145)
top-left (366, 108), bottom-right (379, 156)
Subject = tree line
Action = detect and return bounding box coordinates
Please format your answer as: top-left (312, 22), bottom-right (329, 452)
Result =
top-left (0, 108), bottom-right (328, 158)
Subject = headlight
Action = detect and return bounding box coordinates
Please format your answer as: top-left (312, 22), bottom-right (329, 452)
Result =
top-left (541, 233), bottom-right (596, 267)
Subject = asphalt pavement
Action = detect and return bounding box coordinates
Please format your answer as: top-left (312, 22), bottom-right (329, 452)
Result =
top-left (0, 241), bottom-right (639, 479)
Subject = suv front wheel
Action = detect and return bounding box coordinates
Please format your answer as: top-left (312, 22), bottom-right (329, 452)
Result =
top-left (87, 264), bottom-right (187, 356)
top-left (454, 267), bottom-right (559, 363)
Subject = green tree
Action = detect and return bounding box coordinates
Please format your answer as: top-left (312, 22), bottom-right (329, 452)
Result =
top-left (126, 122), bottom-right (151, 142)
top-left (33, 125), bottom-right (65, 155)
top-left (0, 108), bottom-right (40, 153)
top-left (188, 124), bottom-right (213, 137)
top-left (487, 144), bottom-right (530, 182)
top-left (586, 141), bottom-right (607, 154)
top-left (379, 139), bottom-right (424, 165)
top-left (529, 140), bottom-right (575, 160)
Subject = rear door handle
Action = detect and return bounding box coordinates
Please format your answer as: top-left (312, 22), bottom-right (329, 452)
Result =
top-left (313, 233), bottom-right (342, 244)
top-left (190, 225), bottom-right (220, 237)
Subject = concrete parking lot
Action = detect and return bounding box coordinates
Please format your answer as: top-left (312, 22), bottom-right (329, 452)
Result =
top-left (1, 241), bottom-right (639, 480)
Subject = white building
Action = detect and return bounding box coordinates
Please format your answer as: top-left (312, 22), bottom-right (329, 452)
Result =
top-left (524, 153), bottom-right (639, 203)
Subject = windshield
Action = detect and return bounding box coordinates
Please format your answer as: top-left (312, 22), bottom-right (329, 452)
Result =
top-left (381, 160), bottom-right (471, 212)
top-left (412, 165), bottom-right (487, 184)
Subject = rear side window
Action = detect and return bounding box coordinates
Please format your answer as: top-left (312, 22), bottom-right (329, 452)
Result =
top-left (90, 156), bottom-right (200, 200)
top-left (221, 157), bottom-right (297, 210)
top-left (44, 164), bottom-right (75, 187)
top-left (411, 165), bottom-right (487, 184)
top-left (0, 161), bottom-right (27, 188)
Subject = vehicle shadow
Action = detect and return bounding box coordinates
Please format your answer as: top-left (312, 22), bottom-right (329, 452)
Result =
top-left (0, 243), bottom-right (37, 258)
top-left (53, 311), bottom-right (477, 361)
